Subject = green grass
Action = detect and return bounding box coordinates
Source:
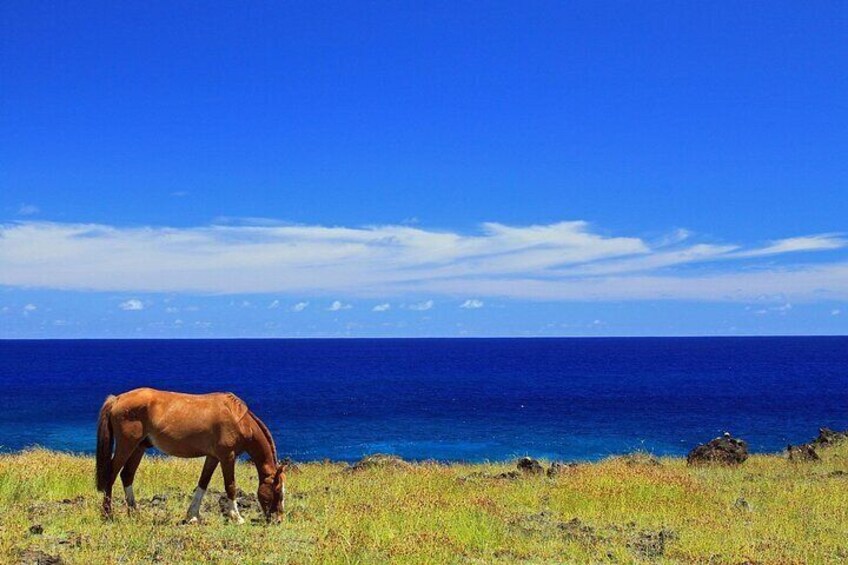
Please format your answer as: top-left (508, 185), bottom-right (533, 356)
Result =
top-left (1, 445), bottom-right (847, 564)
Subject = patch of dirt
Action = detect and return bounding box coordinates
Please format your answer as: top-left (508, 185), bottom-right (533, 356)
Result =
top-left (687, 433), bottom-right (748, 466)
top-left (628, 527), bottom-right (677, 559)
top-left (17, 549), bottom-right (63, 565)
top-left (28, 524), bottom-right (43, 535)
top-left (510, 512), bottom-right (602, 544)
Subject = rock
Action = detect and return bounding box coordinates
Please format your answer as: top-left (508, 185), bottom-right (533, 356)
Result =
top-left (812, 427), bottom-right (848, 448)
top-left (516, 457), bottom-right (544, 475)
top-left (734, 497), bottom-right (752, 512)
top-left (150, 494), bottom-right (168, 507)
top-left (621, 452), bottom-right (661, 466)
top-left (28, 524), bottom-right (44, 535)
top-left (687, 433), bottom-right (748, 466)
top-left (346, 454), bottom-right (412, 472)
top-left (787, 443), bottom-right (820, 462)
top-left (17, 549), bottom-right (63, 565)
top-left (547, 462), bottom-right (577, 477)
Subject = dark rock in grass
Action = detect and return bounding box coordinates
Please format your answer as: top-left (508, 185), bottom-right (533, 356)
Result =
top-left (17, 549), bottom-right (63, 565)
top-left (516, 457), bottom-right (544, 475)
top-left (812, 427), bottom-right (848, 448)
top-left (629, 528), bottom-right (677, 559)
top-left (621, 452), bottom-right (661, 467)
top-left (28, 524), bottom-right (43, 535)
top-left (687, 433), bottom-right (748, 466)
top-left (787, 443), bottom-right (820, 462)
top-left (547, 461), bottom-right (578, 477)
top-left (347, 453), bottom-right (412, 472)
top-left (733, 497), bottom-right (752, 512)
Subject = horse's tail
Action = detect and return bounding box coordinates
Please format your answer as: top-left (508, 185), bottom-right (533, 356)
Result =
top-left (96, 395), bottom-right (117, 492)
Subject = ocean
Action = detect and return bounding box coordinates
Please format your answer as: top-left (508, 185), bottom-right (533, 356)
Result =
top-left (1, 337), bottom-right (846, 462)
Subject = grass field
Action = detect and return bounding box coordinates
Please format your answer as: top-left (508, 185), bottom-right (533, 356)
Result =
top-left (1, 444), bottom-right (847, 564)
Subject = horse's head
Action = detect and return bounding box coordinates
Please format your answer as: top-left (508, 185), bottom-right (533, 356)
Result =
top-left (258, 461), bottom-right (287, 522)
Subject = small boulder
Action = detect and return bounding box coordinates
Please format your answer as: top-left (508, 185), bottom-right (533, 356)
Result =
top-left (812, 427), bottom-right (848, 448)
top-left (516, 457), bottom-right (544, 475)
top-left (687, 432), bottom-right (748, 466)
top-left (28, 524), bottom-right (44, 535)
top-left (787, 443), bottom-right (820, 462)
top-left (347, 454), bottom-right (412, 472)
top-left (547, 461), bottom-right (577, 477)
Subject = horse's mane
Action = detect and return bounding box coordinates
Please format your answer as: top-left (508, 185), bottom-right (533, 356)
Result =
top-left (248, 409), bottom-right (277, 463)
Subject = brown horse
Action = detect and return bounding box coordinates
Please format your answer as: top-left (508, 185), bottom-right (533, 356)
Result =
top-left (96, 387), bottom-right (286, 523)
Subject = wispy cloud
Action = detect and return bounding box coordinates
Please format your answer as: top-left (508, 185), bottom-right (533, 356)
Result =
top-left (372, 303), bottom-right (391, 312)
top-left (0, 220), bottom-right (846, 303)
top-left (119, 299), bottom-right (144, 311)
top-left (328, 300), bottom-right (352, 311)
top-left (459, 299), bottom-right (484, 309)
top-left (408, 300), bottom-right (434, 311)
top-left (268, 299), bottom-right (280, 309)
top-left (291, 301), bottom-right (309, 312)
top-left (23, 303), bottom-right (37, 314)
top-left (17, 204), bottom-right (40, 216)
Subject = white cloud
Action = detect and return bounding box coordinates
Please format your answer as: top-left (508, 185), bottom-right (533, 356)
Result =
top-left (753, 303), bottom-right (792, 316)
top-left (833, 309), bottom-right (842, 316)
top-left (119, 299), bottom-right (144, 311)
top-left (268, 299), bottom-right (280, 309)
top-left (372, 303), bottom-right (391, 312)
top-left (459, 299), bottom-right (484, 309)
top-left (408, 300), bottom-right (434, 311)
top-left (17, 204), bottom-right (39, 216)
top-left (731, 234), bottom-right (846, 258)
top-left (291, 301), bottom-right (309, 312)
top-left (165, 306), bottom-right (179, 313)
top-left (0, 220), bottom-right (846, 303)
top-left (328, 300), bottom-right (352, 311)
top-left (23, 303), bottom-right (37, 313)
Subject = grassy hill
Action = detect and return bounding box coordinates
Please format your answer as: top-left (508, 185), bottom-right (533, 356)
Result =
top-left (1, 444), bottom-right (847, 564)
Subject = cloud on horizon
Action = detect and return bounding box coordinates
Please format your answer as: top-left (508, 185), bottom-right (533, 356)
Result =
top-left (1, 220), bottom-right (846, 303)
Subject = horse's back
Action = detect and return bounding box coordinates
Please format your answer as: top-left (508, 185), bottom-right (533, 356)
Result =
top-left (110, 388), bottom-right (251, 458)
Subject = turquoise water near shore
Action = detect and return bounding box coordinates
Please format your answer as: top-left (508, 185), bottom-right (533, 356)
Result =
top-left (1, 337), bottom-right (846, 461)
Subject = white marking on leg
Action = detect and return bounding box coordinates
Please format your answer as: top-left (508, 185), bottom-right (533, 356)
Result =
top-left (227, 497), bottom-right (245, 524)
top-left (124, 485), bottom-right (136, 508)
top-left (186, 487), bottom-right (205, 522)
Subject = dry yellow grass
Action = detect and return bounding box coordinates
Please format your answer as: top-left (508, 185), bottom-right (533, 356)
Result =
top-left (1, 444), bottom-right (847, 564)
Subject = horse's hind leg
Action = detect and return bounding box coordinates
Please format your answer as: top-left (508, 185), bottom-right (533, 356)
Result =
top-left (120, 443), bottom-right (147, 511)
top-left (102, 439), bottom-right (138, 518)
top-left (185, 456), bottom-right (218, 524)
top-left (220, 456), bottom-right (245, 524)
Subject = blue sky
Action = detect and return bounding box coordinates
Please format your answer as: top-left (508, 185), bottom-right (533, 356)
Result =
top-left (1, 2), bottom-right (846, 338)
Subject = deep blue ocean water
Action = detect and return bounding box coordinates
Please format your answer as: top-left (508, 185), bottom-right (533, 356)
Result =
top-left (1, 337), bottom-right (846, 462)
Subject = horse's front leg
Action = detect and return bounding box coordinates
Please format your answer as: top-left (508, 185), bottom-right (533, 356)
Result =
top-left (185, 456), bottom-right (218, 524)
top-left (220, 455), bottom-right (245, 524)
